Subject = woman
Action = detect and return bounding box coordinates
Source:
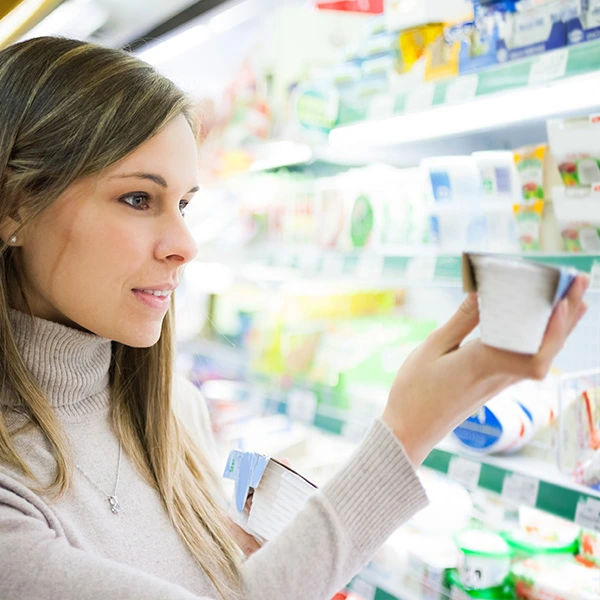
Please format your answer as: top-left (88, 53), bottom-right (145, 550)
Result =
top-left (0, 37), bottom-right (588, 600)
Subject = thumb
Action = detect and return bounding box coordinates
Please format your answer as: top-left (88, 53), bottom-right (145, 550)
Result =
top-left (433, 293), bottom-right (480, 354)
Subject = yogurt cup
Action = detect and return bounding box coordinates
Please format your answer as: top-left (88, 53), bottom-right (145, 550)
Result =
top-left (463, 253), bottom-right (577, 354)
top-left (455, 530), bottom-right (513, 590)
top-left (503, 528), bottom-right (578, 562)
top-left (447, 569), bottom-right (515, 599)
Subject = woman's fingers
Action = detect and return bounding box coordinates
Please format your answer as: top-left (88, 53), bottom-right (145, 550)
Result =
top-left (428, 292), bottom-right (480, 355)
top-left (534, 274), bottom-right (589, 373)
top-left (228, 520), bottom-right (263, 557)
top-left (478, 275), bottom-right (589, 381)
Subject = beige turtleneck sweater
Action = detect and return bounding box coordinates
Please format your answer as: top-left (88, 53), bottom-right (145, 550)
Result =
top-left (0, 309), bottom-right (428, 600)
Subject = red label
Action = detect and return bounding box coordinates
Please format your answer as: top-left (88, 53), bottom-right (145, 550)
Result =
top-left (316, 0), bottom-right (384, 13)
top-left (591, 114), bottom-right (600, 124)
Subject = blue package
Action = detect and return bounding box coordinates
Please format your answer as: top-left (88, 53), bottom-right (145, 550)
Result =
top-left (223, 450), bottom-right (270, 513)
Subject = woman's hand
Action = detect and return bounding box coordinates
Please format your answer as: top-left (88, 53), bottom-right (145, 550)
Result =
top-left (227, 492), bottom-right (263, 557)
top-left (228, 519), bottom-right (262, 557)
top-left (382, 275), bottom-right (590, 466)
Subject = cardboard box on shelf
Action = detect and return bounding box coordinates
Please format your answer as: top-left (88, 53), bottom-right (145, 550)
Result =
top-left (502, 0), bottom-right (575, 60)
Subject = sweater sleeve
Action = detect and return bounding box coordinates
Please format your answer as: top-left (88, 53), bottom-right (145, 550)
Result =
top-left (174, 375), bottom-right (430, 599)
top-left (0, 419), bottom-right (427, 600)
top-left (242, 418), bottom-right (428, 599)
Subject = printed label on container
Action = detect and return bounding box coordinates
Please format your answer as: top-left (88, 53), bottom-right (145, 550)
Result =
top-left (448, 457), bottom-right (482, 490)
top-left (576, 497), bottom-right (600, 532)
top-left (502, 473), bottom-right (540, 506)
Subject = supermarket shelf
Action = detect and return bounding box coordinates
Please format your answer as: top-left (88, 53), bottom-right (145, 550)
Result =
top-left (332, 39), bottom-right (600, 129)
top-left (423, 439), bottom-right (600, 527)
top-left (269, 390), bottom-right (600, 528)
top-left (351, 569), bottom-right (431, 600)
top-left (184, 348), bottom-right (600, 528)
top-left (196, 247), bottom-right (600, 286)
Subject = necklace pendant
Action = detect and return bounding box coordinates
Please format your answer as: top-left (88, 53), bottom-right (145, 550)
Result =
top-left (108, 495), bottom-right (122, 515)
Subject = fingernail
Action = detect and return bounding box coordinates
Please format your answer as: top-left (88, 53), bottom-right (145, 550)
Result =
top-left (582, 276), bottom-right (591, 292)
top-left (559, 298), bottom-right (569, 316)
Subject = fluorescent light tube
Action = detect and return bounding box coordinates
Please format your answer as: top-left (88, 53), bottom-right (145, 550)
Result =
top-left (136, 23), bottom-right (211, 66)
top-left (209, 0), bottom-right (260, 33)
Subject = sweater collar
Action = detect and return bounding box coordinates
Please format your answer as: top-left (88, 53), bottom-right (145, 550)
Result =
top-left (6, 309), bottom-right (112, 416)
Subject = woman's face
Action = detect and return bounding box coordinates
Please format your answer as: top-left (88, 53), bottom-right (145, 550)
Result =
top-left (14, 114), bottom-right (200, 347)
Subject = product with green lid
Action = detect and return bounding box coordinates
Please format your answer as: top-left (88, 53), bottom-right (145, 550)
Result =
top-left (455, 530), bottom-right (513, 590)
top-left (504, 528), bottom-right (579, 562)
top-left (448, 569), bottom-right (515, 599)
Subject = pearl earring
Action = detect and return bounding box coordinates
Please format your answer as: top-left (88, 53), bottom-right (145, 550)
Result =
top-left (9, 236), bottom-right (16, 244)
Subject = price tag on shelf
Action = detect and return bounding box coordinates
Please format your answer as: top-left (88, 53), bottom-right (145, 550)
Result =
top-left (357, 254), bottom-right (385, 280)
top-left (287, 389), bottom-right (318, 426)
top-left (448, 457), bottom-right (482, 490)
top-left (529, 48), bottom-right (569, 85)
top-left (405, 82), bottom-right (436, 113)
top-left (445, 74), bottom-right (479, 105)
top-left (321, 253), bottom-right (345, 277)
top-left (502, 473), bottom-right (539, 507)
top-left (341, 420), bottom-right (370, 443)
top-left (367, 95), bottom-right (395, 121)
top-left (297, 251), bottom-right (320, 274)
top-left (275, 251), bottom-right (295, 269)
top-left (350, 577), bottom-right (376, 600)
top-left (576, 497), bottom-right (600, 532)
top-left (406, 256), bottom-right (437, 282)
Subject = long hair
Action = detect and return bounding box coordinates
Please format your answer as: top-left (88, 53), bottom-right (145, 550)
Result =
top-left (0, 37), bottom-right (242, 599)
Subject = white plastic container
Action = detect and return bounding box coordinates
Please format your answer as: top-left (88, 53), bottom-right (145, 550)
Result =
top-left (473, 151), bottom-right (521, 252)
top-left (455, 530), bottom-right (512, 590)
top-left (421, 156), bottom-right (484, 251)
top-left (453, 392), bottom-right (534, 455)
top-left (463, 253), bottom-right (577, 354)
top-left (246, 460), bottom-right (316, 542)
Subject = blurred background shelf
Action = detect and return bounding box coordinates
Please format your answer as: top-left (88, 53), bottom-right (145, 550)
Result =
top-left (194, 248), bottom-right (600, 285)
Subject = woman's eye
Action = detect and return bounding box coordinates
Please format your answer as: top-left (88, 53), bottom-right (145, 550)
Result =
top-left (179, 199), bottom-right (189, 216)
top-left (121, 193), bottom-right (150, 211)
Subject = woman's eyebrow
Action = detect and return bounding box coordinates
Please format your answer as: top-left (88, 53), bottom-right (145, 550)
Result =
top-left (111, 172), bottom-right (200, 194)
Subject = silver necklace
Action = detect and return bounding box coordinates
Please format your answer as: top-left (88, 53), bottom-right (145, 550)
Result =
top-left (11, 407), bottom-right (124, 515)
top-left (75, 441), bottom-right (123, 515)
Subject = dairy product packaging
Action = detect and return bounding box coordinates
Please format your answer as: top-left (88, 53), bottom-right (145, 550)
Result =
top-left (224, 449), bottom-right (317, 542)
top-left (462, 252), bottom-right (578, 354)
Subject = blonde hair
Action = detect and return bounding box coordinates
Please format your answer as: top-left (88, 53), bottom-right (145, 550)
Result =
top-left (0, 37), bottom-right (242, 599)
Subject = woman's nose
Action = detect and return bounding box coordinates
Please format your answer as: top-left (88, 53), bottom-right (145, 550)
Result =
top-left (155, 214), bottom-right (198, 264)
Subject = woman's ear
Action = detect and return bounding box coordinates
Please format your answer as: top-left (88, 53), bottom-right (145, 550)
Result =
top-left (0, 216), bottom-right (22, 246)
